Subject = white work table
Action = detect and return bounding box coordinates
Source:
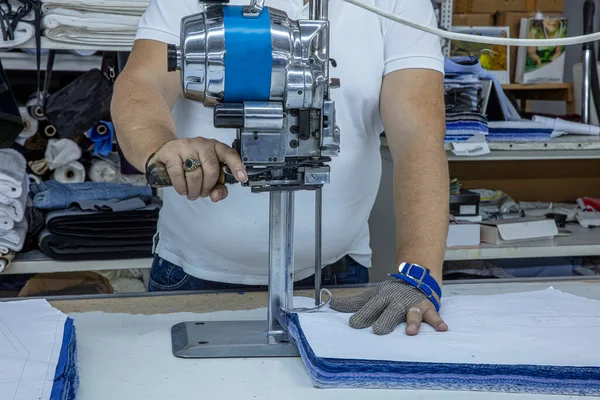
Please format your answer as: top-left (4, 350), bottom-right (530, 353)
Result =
top-left (18, 279), bottom-right (598, 400)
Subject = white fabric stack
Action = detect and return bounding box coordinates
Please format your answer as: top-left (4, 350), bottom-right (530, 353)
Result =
top-left (0, 150), bottom-right (29, 260)
top-left (41, 0), bottom-right (150, 45)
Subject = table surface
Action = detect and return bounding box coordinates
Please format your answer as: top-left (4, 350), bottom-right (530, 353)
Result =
top-left (29, 280), bottom-right (600, 400)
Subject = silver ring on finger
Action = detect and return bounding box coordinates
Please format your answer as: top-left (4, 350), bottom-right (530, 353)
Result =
top-left (183, 158), bottom-right (201, 172)
top-left (408, 307), bottom-right (422, 316)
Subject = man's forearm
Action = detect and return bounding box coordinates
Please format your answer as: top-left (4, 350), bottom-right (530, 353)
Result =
top-left (392, 140), bottom-right (449, 284)
top-left (380, 69), bottom-right (449, 286)
top-left (111, 74), bottom-right (177, 172)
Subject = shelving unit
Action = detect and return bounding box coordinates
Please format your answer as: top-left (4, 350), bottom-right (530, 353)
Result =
top-left (2, 51), bottom-right (102, 71)
top-left (18, 37), bottom-right (132, 52)
top-left (4, 0), bottom-right (600, 281)
top-left (445, 225), bottom-right (600, 261)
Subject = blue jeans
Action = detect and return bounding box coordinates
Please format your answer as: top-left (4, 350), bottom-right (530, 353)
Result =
top-left (30, 180), bottom-right (153, 210)
top-left (148, 254), bottom-right (369, 292)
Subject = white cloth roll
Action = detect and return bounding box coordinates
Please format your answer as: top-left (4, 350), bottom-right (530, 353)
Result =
top-left (0, 174), bottom-right (29, 222)
top-left (0, 21), bottom-right (35, 49)
top-left (0, 251), bottom-right (15, 274)
top-left (52, 161), bottom-right (86, 183)
top-left (45, 138), bottom-right (83, 170)
top-left (0, 218), bottom-right (27, 252)
top-left (0, 210), bottom-right (14, 231)
top-left (89, 159), bottom-right (119, 182)
top-left (0, 149), bottom-right (27, 199)
top-left (28, 174), bottom-right (42, 185)
top-left (25, 95), bottom-right (46, 120)
top-left (16, 106), bottom-right (39, 146)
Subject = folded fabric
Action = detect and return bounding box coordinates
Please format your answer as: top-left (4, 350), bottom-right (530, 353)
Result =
top-left (0, 21), bottom-right (35, 48)
top-left (445, 56), bottom-right (520, 121)
top-left (487, 120), bottom-right (553, 142)
top-left (0, 210), bottom-right (14, 231)
top-left (45, 138), bottom-right (83, 170)
top-left (39, 229), bottom-right (153, 261)
top-left (30, 180), bottom-right (153, 210)
top-left (45, 199), bottom-right (160, 239)
top-left (43, 28), bottom-right (137, 45)
top-left (41, 0), bottom-right (150, 15)
top-left (288, 288), bottom-right (600, 395)
top-left (42, 8), bottom-right (142, 30)
top-left (0, 218), bottom-right (28, 252)
top-left (0, 250), bottom-right (16, 273)
top-left (445, 112), bottom-right (488, 142)
top-left (0, 148), bottom-right (26, 199)
top-left (0, 299), bottom-right (78, 400)
top-left (0, 173), bottom-right (29, 221)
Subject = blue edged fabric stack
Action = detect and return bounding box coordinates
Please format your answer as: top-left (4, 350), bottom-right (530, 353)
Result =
top-left (0, 299), bottom-right (78, 400)
top-left (51, 317), bottom-right (79, 400)
top-left (287, 288), bottom-right (600, 395)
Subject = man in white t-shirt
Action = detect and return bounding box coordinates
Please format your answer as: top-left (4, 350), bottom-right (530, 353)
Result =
top-left (112, 0), bottom-right (450, 336)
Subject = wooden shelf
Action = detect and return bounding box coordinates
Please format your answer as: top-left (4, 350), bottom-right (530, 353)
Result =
top-left (3, 251), bottom-right (151, 275)
top-left (502, 83), bottom-right (573, 91)
top-left (2, 51), bottom-right (102, 71)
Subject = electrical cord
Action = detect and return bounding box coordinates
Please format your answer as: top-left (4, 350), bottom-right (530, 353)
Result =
top-left (342, 0), bottom-right (600, 47)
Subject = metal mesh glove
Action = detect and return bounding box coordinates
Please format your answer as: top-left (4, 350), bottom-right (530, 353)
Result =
top-left (329, 280), bottom-right (427, 335)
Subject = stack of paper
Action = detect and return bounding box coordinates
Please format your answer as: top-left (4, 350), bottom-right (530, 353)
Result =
top-left (288, 287), bottom-right (600, 395)
top-left (0, 299), bottom-right (78, 400)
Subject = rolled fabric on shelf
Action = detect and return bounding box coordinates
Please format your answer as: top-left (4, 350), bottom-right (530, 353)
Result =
top-left (25, 95), bottom-right (46, 121)
top-left (89, 159), bottom-right (119, 183)
top-left (87, 121), bottom-right (115, 156)
top-left (43, 124), bottom-right (58, 139)
top-left (28, 173), bottom-right (42, 185)
top-left (52, 161), bottom-right (86, 183)
top-left (0, 251), bottom-right (16, 274)
top-left (16, 106), bottom-right (39, 145)
top-left (28, 159), bottom-right (49, 176)
top-left (45, 138), bottom-right (83, 170)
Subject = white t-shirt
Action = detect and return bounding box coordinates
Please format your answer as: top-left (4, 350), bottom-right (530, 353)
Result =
top-left (135, 0), bottom-right (444, 285)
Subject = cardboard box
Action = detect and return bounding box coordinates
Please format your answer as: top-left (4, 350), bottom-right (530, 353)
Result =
top-left (447, 223), bottom-right (481, 248)
top-left (453, 13), bottom-right (495, 26)
top-left (526, 0), bottom-right (565, 12)
top-left (454, 0), bottom-right (529, 13)
top-left (480, 218), bottom-right (558, 245)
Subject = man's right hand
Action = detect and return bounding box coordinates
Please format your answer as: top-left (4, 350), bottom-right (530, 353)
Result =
top-left (147, 137), bottom-right (247, 202)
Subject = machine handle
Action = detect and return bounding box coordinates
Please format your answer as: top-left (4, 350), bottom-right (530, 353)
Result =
top-left (146, 161), bottom-right (231, 188)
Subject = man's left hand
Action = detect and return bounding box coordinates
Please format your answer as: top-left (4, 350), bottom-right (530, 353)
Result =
top-left (329, 280), bottom-right (448, 336)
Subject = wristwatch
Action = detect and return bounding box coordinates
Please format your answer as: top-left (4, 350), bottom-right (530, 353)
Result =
top-left (390, 262), bottom-right (442, 312)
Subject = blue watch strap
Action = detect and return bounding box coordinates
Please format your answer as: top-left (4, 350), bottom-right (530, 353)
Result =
top-left (390, 262), bottom-right (442, 312)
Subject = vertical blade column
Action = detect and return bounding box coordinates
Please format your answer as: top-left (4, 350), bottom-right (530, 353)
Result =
top-left (267, 190), bottom-right (295, 342)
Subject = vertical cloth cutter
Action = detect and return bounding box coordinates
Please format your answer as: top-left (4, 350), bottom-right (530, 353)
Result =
top-left (147, 0), bottom-right (340, 357)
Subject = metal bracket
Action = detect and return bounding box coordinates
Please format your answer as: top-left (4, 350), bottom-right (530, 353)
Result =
top-left (243, 0), bottom-right (264, 17)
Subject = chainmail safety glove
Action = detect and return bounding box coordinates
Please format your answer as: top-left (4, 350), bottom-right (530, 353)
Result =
top-left (329, 280), bottom-right (430, 335)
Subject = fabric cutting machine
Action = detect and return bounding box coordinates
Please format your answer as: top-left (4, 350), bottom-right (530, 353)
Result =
top-left (146, 0), bottom-right (340, 357)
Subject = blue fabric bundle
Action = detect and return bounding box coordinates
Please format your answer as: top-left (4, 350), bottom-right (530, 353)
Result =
top-left (487, 121), bottom-right (553, 142)
top-left (287, 313), bottom-right (600, 395)
top-left (445, 112), bottom-right (488, 143)
top-left (87, 121), bottom-right (115, 156)
top-left (50, 317), bottom-right (79, 400)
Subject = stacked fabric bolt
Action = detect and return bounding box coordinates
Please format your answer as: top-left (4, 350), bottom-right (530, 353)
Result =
top-left (0, 149), bottom-right (30, 273)
top-left (445, 112), bottom-right (488, 142)
top-left (41, 0), bottom-right (150, 45)
top-left (30, 180), bottom-right (160, 261)
top-left (287, 289), bottom-right (600, 395)
top-left (486, 121), bottom-right (554, 142)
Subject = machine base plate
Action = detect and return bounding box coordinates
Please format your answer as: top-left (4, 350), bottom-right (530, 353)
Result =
top-left (171, 320), bottom-right (300, 358)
